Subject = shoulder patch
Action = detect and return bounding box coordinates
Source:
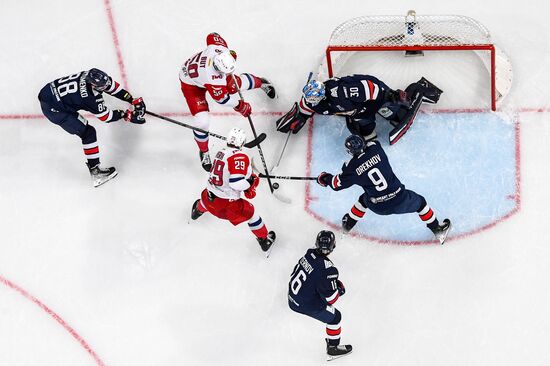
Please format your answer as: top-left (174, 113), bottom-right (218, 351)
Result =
top-left (324, 259), bottom-right (333, 269)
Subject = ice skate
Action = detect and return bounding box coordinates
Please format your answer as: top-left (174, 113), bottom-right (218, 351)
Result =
top-left (432, 218), bottom-right (452, 245)
top-left (326, 339), bottom-right (352, 361)
top-left (342, 214), bottom-right (357, 234)
top-left (259, 78), bottom-right (277, 99)
top-left (257, 231), bottom-right (276, 256)
top-left (199, 151), bottom-right (212, 172)
top-left (87, 163), bottom-right (118, 188)
top-left (191, 199), bottom-right (204, 220)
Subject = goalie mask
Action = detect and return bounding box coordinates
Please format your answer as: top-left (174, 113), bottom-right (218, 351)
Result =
top-left (302, 79), bottom-right (325, 106)
top-left (226, 127), bottom-right (247, 149)
top-left (213, 52), bottom-right (236, 74)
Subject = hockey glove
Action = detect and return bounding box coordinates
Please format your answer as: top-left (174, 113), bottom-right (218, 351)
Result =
top-left (234, 100), bottom-right (252, 117)
top-left (226, 74), bottom-right (241, 95)
top-left (124, 97), bottom-right (146, 124)
top-left (337, 280), bottom-right (346, 296)
top-left (244, 173), bottom-right (260, 199)
top-left (108, 109), bottom-right (126, 122)
top-left (316, 172), bottom-right (332, 187)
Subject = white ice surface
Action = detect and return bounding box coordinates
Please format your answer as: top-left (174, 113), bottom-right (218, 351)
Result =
top-left (1, 1), bottom-right (550, 365)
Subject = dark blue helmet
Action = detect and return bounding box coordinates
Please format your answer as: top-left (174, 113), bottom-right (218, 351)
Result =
top-left (85, 68), bottom-right (111, 91)
top-left (315, 230), bottom-right (336, 255)
top-left (344, 134), bottom-right (365, 156)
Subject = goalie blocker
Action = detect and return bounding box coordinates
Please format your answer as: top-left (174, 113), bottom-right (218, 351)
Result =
top-left (275, 75), bottom-right (443, 145)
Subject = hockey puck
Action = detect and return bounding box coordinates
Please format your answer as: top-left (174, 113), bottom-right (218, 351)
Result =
top-left (273, 182), bottom-right (280, 190)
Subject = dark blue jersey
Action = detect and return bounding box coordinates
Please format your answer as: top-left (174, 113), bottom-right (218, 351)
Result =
top-left (298, 75), bottom-right (391, 118)
top-left (326, 140), bottom-right (404, 204)
top-left (39, 70), bottom-right (132, 122)
top-left (288, 249), bottom-right (340, 313)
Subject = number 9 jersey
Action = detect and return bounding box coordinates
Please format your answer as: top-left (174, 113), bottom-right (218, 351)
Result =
top-left (206, 147), bottom-right (253, 200)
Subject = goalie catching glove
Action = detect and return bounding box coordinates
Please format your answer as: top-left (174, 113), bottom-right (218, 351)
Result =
top-left (244, 173), bottom-right (260, 199)
top-left (275, 102), bottom-right (310, 134)
top-left (124, 97), bottom-right (146, 124)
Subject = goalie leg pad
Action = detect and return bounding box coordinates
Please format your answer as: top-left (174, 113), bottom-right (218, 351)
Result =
top-left (276, 102), bottom-right (309, 134)
top-left (406, 77), bottom-right (443, 104)
top-left (388, 92), bottom-right (423, 145)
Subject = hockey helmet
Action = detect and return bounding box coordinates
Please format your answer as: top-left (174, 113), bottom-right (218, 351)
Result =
top-left (302, 79), bottom-right (325, 106)
top-left (86, 68), bottom-right (111, 91)
top-left (344, 135), bottom-right (365, 156)
top-left (226, 127), bottom-right (247, 148)
top-left (315, 230), bottom-right (336, 255)
top-left (213, 51), bottom-right (236, 74)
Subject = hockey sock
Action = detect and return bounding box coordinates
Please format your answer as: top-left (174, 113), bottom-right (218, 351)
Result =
top-left (349, 201), bottom-right (367, 221)
top-left (240, 73), bottom-right (263, 90)
top-left (193, 131), bottom-right (209, 153)
top-left (197, 199), bottom-right (207, 213)
top-left (418, 202), bottom-right (440, 231)
top-left (326, 309), bottom-right (342, 347)
top-left (81, 124), bottom-right (100, 167)
top-left (193, 112), bottom-right (210, 152)
top-left (248, 213), bottom-right (268, 239)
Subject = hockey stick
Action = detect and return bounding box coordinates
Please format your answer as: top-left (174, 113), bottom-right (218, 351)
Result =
top-left (230, 74), bottom-right (275, 193)
top-left (258, 173), bottom-right (316, 181)
top-left (270, 131), bottom-right (291, 173)
top-left (270, 72), bottom-right (313, 173)
top-left (145, 111), bottom-right (266, 149)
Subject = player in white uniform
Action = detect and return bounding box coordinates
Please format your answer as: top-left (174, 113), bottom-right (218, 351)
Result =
top-left (190, 128), bottom-right (276, 252)
top-left (179, 33), bottom-right (276, 171)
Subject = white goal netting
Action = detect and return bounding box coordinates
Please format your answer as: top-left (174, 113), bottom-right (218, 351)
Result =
top-left (318, 11), bottom-right (513, 110)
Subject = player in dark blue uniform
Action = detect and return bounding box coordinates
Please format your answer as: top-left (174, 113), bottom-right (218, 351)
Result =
top-left (288, 230), bottom-right (352, 360)
top-left (276, 74), bottom-right (442, 145)
top-left (38, 68), bottom-right (146, 187)
top-left (317, 135), bottom-right (452, 244)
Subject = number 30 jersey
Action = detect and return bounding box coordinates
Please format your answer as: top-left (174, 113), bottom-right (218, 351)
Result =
top-left (206, 148), bottom-right (253, 200)
top-left (288, 249), bottom-right (341, 313)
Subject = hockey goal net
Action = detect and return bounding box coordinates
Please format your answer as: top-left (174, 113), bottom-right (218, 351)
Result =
top-left (319, 11), bottom-right (513, 111)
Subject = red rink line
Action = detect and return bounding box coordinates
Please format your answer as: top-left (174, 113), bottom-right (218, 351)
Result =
top-left (0, 111), bottom-right (284, 120)
top-left (304, 111), bottom-right (522, 246)
top-left (103, 0), bottom-right (128, 89)
top-left (0, 274), bottom-right (106, 366)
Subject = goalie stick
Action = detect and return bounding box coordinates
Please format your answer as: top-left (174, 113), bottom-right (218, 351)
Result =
top-left (145, 111), bottom-right (266, 149)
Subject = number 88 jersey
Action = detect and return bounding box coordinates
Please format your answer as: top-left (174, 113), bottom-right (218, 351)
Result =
top-left (206, 148), bottom-right (253, 200)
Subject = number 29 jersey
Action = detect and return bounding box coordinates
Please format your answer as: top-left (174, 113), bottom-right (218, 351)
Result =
top-left (206, 148), bottom-right (253, 200)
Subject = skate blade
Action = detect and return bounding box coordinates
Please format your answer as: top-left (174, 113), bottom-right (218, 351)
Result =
top-left (93, 170), bottom-right (118, 188)
top-left (326, 350), bottom-right (352, 361)
top-left (437, 222), bottom-right (453, 245)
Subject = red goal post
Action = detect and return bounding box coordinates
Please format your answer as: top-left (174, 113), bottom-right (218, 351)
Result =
top-left (322, 11), bottom-right (513, 111)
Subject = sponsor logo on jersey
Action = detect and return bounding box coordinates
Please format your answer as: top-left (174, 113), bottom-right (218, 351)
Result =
top-left (211, 74), bottom-right (223, 80)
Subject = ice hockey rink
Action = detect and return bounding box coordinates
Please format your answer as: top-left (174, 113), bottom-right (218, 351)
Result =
top-left (1, 0), bottom-right (550, 365)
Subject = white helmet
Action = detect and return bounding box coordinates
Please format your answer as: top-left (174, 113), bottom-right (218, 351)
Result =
top-left (213, 51), bottom-right (236, 74)
top-left (226, 127), bottom-right (247, 148)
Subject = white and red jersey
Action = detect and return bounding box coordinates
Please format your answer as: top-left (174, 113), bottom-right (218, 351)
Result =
top-left (206, 147), bottom-right (253, 200)
top-left (179, 34), bottom-right (239, 106)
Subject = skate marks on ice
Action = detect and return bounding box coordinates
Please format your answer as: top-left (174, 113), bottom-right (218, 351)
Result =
top-left (306, 112), bottom-right (519, 244)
